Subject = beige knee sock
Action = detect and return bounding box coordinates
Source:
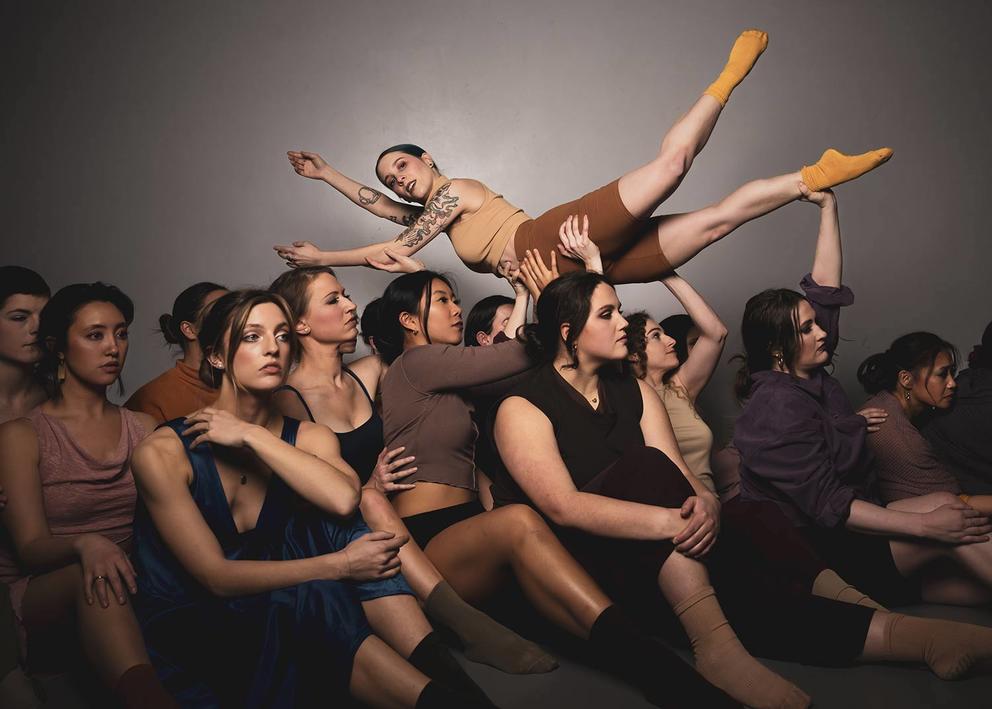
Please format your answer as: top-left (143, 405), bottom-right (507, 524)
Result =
top-left (880, 612), bottom-right (992, 680)
top-left (674, 586), bottom-right (811, 709)
top-left (811, 569), bottom-right (888, 611)
top-left (424, 581), bottom-right (557, 674)
top-left (705, 29), bottom-right (769, 105)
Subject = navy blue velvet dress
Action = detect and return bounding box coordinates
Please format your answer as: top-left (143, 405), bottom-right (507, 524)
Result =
top-left (133, 416), bottom-right (412, 709)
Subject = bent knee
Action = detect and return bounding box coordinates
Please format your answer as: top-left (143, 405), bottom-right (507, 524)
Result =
top-left (504, 504), bottom-right (551, 539)
top-left (654, 147), bottom-right (691, 184)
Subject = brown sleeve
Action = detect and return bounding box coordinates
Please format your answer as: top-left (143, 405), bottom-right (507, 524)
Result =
top-left (868, 397), bottom-right (961, 495)
top-left (398, 339), bottom-right (532, 394)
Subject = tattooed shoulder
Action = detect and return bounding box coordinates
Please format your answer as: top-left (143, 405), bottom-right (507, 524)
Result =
top-left (394, 183), bottom-right (460, 249)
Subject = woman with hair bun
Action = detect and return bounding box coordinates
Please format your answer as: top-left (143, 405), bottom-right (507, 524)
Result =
top-left (126, 282), bottom-right (227, 423)
top-left (924, 319), bottom-right (992, 492)
top-left (858, 332), bottom-right (992, 514)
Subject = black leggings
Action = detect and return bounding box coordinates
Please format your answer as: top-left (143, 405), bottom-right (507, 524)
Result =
top-left (560, 446), bottom-right (874, 666)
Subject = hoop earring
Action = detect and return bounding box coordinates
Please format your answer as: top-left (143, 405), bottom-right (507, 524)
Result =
top-left (57, 355), bottom-right (67, 384)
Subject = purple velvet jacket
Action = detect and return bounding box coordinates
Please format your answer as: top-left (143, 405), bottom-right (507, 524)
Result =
top-left (733, 274), bottom-right (876, 529)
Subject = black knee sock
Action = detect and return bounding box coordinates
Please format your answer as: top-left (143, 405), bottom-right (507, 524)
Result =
top-left (588, 605), bottom-right (741, 709)
top-left (408, 632), bottom-right (496, 707)
top-left (415, 680), bottom-right (497, 709)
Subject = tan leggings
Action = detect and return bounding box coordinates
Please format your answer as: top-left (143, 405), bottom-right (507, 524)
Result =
top-left (514, 179), bottom-right (673, 284)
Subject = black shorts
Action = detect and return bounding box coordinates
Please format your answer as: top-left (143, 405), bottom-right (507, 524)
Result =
top-left (402, 501), bottom-right (486, 549)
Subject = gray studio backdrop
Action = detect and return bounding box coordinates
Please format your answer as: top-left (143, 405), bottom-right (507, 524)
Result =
top-left (5, 0), bottom-right (990, 444)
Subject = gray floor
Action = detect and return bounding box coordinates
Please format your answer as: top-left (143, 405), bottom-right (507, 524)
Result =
top-left (19, 604), bottom-right (992, 708)
top-left (460, 604), bottom-right (992, 709)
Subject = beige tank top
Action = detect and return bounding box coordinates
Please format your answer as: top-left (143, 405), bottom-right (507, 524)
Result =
top-left (430, 178), bottom-right (531, 274)
top-left (661, 384), bottom-right (716, 494)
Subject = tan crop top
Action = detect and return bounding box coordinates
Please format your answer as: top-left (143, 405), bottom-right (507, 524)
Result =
top-left (430, 178), bottom-right (532, 274)
top-left (660, 384), bottom-right (716, 494)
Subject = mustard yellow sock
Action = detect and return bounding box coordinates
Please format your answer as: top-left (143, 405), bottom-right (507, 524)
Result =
top-left (800, 147), bottom-right (893, 191)
top-left (811, 568), bottom-right (888, 611)
top-left (674, 586), bottom-right (811, 709)
top-left (880, 613), bottom-right (992, 680)
top-left (704, 29), bottom-right (769, 106)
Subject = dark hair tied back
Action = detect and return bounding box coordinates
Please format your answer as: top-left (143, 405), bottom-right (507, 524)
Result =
top-left (857, 331), bottom-right (958, 394)
top-left (375, 271), bottom-right (454, 364)
top-left (375, 144), bottom-right (437, 183)
top-left (521, 271), bottom-right (610, 367)
top-left (159, 281), bottom-right (226, 348)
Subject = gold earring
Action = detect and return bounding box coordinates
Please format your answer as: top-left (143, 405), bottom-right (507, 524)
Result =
top-left (57, 355), bottom-right (67, 384)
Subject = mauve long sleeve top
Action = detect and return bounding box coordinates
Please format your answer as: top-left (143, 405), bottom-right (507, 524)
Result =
top-left (380, 338), bottom-right (533, 491)
top-left (734, 274), bottom-right (876, 528)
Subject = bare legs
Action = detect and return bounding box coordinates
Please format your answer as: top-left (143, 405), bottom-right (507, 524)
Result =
top-left (650, 171), bottom-right (804, 270)
top-left (422, 504), bottom-right (611, 638)
top-left (361, 489), bottom-right (444, 598)
top-left (361, 489), bottom-right (557, 673)
top-left (616, 29), bottom-right (769, 219)
top-left (617, 94), bottom-right (724, 219)
top-left (21, 564), bottom-right (152, 689)
top-left (886, 492), bottom-right (992, 601)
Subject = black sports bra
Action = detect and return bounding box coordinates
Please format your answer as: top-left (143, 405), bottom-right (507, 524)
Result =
top-left (278, 369), bottom-right (383, 484)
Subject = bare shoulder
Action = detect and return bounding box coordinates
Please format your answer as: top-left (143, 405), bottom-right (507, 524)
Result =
top-left (495, 395), bottom-right (545, 426)
top-left (347, 355), bottom-right (385, 395)
top-left (636, 378), bottom-right (663, 404)
top-left (446, 178), bottom-right (487, 211)
top-left (0, 418), bottom-right (39, 461)
top-left (294, 419), bottom-right (340, 454)
top-left (132, 427), bottom-right (191, 485)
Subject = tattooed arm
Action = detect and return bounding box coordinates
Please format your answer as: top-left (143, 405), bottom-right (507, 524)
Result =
top-left (287, 150), bottom-right (421, 226)
top-left (275, 181), bottom-right (465, 269)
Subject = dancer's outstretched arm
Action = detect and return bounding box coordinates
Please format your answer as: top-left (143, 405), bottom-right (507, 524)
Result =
top-left (661, 274), bottom-right (727, 401)
top-left (276, 176), bottom-right (467, 269)
top-left (288, 150), bottom-right (421, 226)
top-left (803, 184), bottom-right (842, 287)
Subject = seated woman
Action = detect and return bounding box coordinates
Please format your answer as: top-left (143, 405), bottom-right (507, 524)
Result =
top-left (0, 282), bottom-right (176, 708)
top-left (733, 185), bottom-right (992, 607)
top-left (270, 266), bottom-right (555, 674)
top-left (924, 319), bottom-right (992, 492)
top-left (856, 332), bottom-right (992, 514)
top-left (372, 269), bottom-right (742, 709)
top-left (624, 270), bottom-right (881, 608)
top-left (492, 270), bottom-right (992, 707)
top-left (130, 289), bottom-right (495, 709)
top-left (0, 266), bottom-right (49, 708)
top-left (126, 281), bottom-right (228, 423)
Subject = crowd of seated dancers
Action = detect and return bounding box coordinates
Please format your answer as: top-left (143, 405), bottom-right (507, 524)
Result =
top-left (1, 180), bottom-right (992, 709)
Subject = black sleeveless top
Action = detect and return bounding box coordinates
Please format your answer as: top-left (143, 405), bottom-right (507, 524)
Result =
top-left (278, 369), bottom-right (382, 485)
top-left (488, 363), bottom-right (644, 507)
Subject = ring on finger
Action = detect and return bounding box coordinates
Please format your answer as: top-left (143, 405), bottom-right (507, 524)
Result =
top-left (93, 575), bottom-right (107, 585)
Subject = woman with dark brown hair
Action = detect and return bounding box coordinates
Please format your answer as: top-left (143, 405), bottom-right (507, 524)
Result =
top-left (131, 289), bottom-right (496, 708)
top-left (276, 30), bottom-right (891, 286)
top-left (270, 265), bottom-right (556, 675)
top-left (126, 281), bottom-right (228, 423)
top-left (0, 282), bottom-right (177, 708)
